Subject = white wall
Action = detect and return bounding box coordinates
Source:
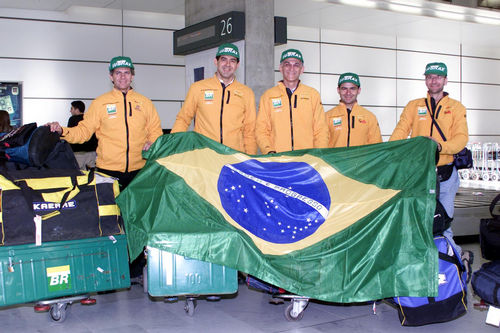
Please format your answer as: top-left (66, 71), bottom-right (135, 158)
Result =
top-left (0, 7), bottom-right (185, 129)
top-left (1, 5), bottom-right (499, 143)
top-left (274, 26), bottom-right (500, 143)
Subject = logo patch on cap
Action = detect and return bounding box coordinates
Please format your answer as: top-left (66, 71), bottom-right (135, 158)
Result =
top-left (114, 60), bottom-right (129, 67)
top-left (109, 56), bottom-right (134, 71)
top-left (424, 62), bottom-right (447, 76)
top-left (280, 49), bottom-right (304, 63)
top-left (216, 43), bottom-right (240, 59)
top-left (284, 51), bottom-right (299, 59)
top-left (338, 72), bottom-right (360, 87)
top-left (222, 47), bottom-right (237, 56)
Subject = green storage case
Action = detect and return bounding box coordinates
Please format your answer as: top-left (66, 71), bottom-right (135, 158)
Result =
top-left (147, 246), bottom-right (237, 297)
top-left (0, 235), bottom-right (130, 307)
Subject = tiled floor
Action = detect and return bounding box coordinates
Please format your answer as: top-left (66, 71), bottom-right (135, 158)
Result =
top-left (0, 242), bottom-right (497, 332)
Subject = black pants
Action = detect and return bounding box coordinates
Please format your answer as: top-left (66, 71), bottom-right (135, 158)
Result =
top-left (96, 168), bottom-right (140, 191)
top-left (97, 167), bottom-right (144, 278)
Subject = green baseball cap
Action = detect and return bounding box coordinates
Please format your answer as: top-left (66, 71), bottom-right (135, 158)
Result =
top-left (109, 56), bottom-right (134, 71)
top-left (280, 49), bottom-right (304, 63)
top-left (216, 43), bottom-right (240, 60)
top-left (424, 62), bottom-right (447, 76)
top-left (338, 72), bottom-right (360, 87)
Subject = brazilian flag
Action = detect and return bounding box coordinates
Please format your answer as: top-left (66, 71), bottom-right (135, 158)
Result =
top-left (117, 132), bottom-right (438, 302)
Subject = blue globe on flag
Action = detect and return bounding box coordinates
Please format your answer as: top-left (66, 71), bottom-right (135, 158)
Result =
top-left (217, 160), bottom-right (331, 244)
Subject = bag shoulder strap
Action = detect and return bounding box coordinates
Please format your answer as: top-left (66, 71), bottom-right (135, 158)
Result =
top-left (424, 99), bottom-right (447, 142)
top-left (491, 193), bottom-right (500, 219)
top-left (438, 251), bottom-right (462, 269)
top-left (436, 236), bottom-right (464, 270)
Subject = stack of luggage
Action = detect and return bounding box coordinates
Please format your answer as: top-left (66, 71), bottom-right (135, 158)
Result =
top-left (0, 124), bottom-right (130, 319)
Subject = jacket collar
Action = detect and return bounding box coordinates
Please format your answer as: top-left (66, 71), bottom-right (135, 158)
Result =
top-left (211, 74), bottom-right (237, 88)
top-left (426, 91), bottom-right (449, 106)
top-left (112, 87), bottom-right (134, 97)
top-left (278, 80), bottom-right (301, 93)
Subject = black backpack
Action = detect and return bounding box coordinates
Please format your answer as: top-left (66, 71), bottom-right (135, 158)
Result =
top-left (0, 123), bottom-right (60, 166)
top-left (0, 123), bottom-right (79, 171)
top-left (471, 261), bottom-right (500, 307)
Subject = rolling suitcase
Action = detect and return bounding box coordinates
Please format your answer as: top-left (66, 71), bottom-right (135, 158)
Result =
top-left (145, 246), bottom-right (237, 316)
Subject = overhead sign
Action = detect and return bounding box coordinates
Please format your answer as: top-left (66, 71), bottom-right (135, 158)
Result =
top-left (174, 11), bottom-right (245, 56)
top-left (174, 12), bottom-right (287, 55)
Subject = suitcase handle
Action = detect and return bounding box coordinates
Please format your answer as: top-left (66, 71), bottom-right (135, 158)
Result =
top-left (14, 169), bottom-right (95, 220)
top-left (40, 182), bottom-right (81, 203)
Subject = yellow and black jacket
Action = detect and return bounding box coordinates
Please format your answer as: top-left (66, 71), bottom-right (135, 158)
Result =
top-left (62, 88), bottom-right (163, 172)
top-left (171, 75), bottom-right (257, 155)
top-left (256, 81), bottom-right (329, 154)
top-left (326, 102), bottom-right (382, 148)
top-left (390, 93), bottom-right (468, 166)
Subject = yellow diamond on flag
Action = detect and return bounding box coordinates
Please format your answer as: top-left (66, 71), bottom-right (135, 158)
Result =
top-left (157, 148), bottom-right (399, 255)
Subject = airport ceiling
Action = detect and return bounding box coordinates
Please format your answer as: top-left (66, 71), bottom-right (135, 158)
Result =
top-left (0, 0), bottom-right (185, 14)
top-left (1, 0), bottom-right (500, 48)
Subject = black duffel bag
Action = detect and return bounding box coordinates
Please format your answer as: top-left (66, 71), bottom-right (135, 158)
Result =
top-left (480, 193), bottom-right (500, 260)
top-left (0, 169), bottom-right (123, 246)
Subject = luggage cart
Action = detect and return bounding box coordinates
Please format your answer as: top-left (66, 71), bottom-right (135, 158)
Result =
top-left (246, 275), bottom-right (310, 321)
top-left (492, 143), bottom-right (500, 182)
top-left (272, 294), bottom-right (310, 321)
top-left (33, 294), bottom-right (96, 322)
top-left (468, 142), bottom-right (483, 181)
top-left (482, 143), bottom-right (494, 181)
top-left (144, 246), bottom-right (238, 316)
top-left (0, 235), bottom-right (130, 322)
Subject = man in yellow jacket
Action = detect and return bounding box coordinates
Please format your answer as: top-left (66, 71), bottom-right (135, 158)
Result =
top-left (171, 43), bottom-right (257, 155)
top-left (48, 56), bottom-right (163, 189)
top-left (326, 73), bottom-right (381, 147)
top-left (389, 62), bottom-right (472, 279)
top-left (256, 49), bottom-right (329, 154)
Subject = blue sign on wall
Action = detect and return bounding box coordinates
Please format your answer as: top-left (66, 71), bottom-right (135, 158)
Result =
top-left (0, 82), bottom-right (22, 128)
